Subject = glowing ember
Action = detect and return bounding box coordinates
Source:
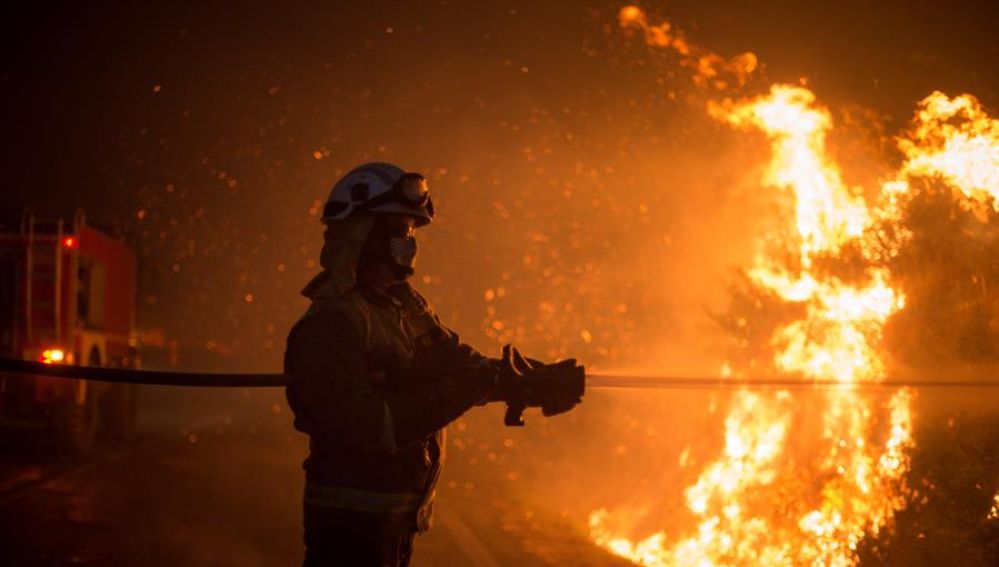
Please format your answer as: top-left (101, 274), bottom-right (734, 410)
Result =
top-left (989, 492), bottom-right (999, 520)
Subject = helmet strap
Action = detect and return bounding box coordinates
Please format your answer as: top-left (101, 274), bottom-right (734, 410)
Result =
top-left (359, 216), bottom-right (417, 281)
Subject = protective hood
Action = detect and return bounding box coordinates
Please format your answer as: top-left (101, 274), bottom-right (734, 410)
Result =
top-left (301, 213), bottom-right (377, 301)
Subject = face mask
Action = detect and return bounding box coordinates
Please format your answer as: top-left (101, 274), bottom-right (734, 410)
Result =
top-left (389, 235), bottom-right (418, 274)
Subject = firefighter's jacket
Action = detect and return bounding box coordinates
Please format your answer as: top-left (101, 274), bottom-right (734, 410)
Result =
top-left (284, 213), bottom-right (496, 534)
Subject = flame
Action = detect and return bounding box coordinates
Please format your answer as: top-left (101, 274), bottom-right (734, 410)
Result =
top-left (710, 85), bottom-right (905, 388)
top-left (988, 492), bottom-right (999, 521)
top-left (593, 7), bottom-right (999, 565)
top-left (711, 86), bottom-right (870, 266)
top-left (898, 92), bottom-right (999, 208)
top-left (578, 7), bottom-right (999, 565)
top-left (617, 6), bottom-right (757, 91)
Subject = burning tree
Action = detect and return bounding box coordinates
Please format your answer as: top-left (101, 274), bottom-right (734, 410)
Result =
top-left (589, 6), bottom-right (999, 567)
top-left (719, 89), bottom-right (999, 376)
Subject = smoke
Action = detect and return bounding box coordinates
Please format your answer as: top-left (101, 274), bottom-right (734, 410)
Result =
top-left (100, 2), bottom-right (779, 377)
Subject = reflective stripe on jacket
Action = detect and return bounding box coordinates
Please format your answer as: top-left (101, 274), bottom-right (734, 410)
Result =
top-left (304, 483), bottom-right (426, 515)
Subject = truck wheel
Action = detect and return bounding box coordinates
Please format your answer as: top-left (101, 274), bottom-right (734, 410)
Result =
top-left (102, 383), bottom-right (137, 441)
top-left (52, 395), bottom-right (99, 455)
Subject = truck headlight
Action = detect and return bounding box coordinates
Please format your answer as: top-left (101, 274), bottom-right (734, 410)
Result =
top-left (40, 348), bottom-right (66, 364)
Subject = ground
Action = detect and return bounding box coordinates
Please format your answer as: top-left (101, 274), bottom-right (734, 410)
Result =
top-left (0, 385), bottom-right (631, 566)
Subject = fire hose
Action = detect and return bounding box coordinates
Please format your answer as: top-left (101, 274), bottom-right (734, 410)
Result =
top-left (3, 357), bottom-right (999, 390)
top-left (3, 357), bottom-right (998, 426)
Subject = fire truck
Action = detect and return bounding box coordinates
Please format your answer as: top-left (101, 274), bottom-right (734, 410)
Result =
top-left (0, 209), bottom-right (138, 454)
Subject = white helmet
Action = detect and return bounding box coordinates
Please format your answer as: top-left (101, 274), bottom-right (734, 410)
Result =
top-left (322, 162), bottom-right (434, 226)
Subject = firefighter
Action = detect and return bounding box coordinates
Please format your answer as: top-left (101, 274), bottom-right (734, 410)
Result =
top-left (284, 162), bottom-right (585, 566)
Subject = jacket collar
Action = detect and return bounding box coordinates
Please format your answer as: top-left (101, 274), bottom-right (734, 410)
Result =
top-left (357, 284), bottom-right (402, 308)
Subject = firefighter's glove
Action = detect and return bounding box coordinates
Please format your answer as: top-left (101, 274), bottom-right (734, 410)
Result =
top-left (536, 358), bottom-right (585, 417)
top-left (494, 344), bottom-right (585, 425)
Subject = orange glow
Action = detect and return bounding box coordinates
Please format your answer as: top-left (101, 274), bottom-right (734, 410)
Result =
top-left (62, 236), bottom-right (78, 249)
top-left (39, 348), bottom-right (66, 364)
top-left (590, 80), bottom-right (918, 567)
top-left (711, 85), bottom-right (902, 383)
top-left (617, 5), bottom-right (643, 26)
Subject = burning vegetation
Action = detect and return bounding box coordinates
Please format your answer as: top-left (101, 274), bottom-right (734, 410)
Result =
top-left (587, 6), bottom-right (999, 566)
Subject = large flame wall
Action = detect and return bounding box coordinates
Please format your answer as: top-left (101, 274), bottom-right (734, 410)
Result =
top-left (586, 6), bottom-right (999, 566)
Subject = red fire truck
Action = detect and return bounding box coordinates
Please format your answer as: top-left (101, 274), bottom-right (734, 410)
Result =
top-left (0, 209), bottom-right (138, 454)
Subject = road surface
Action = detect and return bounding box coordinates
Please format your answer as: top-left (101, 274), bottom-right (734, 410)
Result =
top-left (0, 385), bottom-right (632, 566)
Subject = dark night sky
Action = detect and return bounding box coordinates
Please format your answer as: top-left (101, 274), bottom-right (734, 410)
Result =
top-left (3, 1), bottom-right (995, 217)
top-left (1, 0), bottom-right (996, 370)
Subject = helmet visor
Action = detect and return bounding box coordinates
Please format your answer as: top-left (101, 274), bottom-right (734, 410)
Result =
top-left (395, 173), bottom-right (430, 207)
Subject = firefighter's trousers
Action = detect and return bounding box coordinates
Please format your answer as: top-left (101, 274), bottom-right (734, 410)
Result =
top-left (303, 504), bottom-right (416, 567)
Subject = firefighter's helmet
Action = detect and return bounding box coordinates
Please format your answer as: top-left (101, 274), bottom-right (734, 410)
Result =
top-left (322, 162), bottom-right (434, 226)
